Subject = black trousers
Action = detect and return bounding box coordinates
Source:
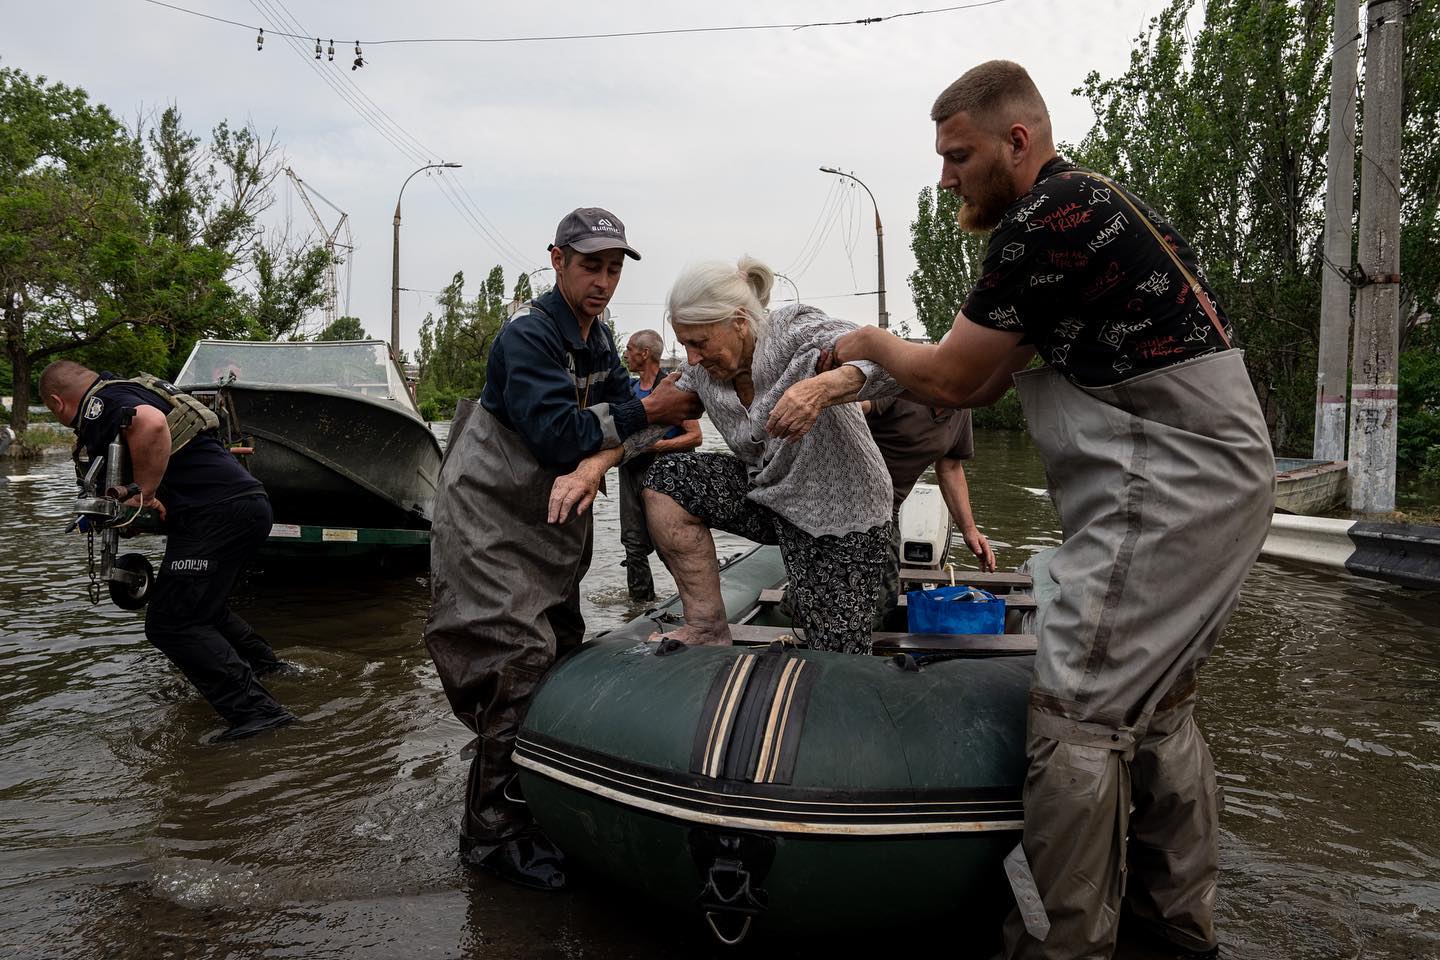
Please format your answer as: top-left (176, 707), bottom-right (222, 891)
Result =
top-left (144, 494), bottom-right (287, 724)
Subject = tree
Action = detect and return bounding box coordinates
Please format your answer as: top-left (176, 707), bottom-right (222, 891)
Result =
top-left (316, 315), bottom-right (366, 341)
top-left (1, 66), bottom-right (161, 431)
top-left (243, 238), bottom-right (330, 340)
top-left (414, 266), bottom-right (512, 420)
top-left (908, 185), bottom-right (986, 343)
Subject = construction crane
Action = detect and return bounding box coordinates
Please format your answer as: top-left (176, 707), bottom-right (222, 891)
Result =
top-left (284, 167), bottom-right (354, 330)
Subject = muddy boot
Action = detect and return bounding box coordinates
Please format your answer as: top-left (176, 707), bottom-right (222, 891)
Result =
top-left (624, 558), bottom-right (656, 602)
top-left (462, 824), bottom-right (568, 892)
top-left (216, 710), bottom-right (296, 741)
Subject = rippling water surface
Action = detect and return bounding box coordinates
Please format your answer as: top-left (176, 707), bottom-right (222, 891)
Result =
top-left (1, 424), bottom-right (1436, 959)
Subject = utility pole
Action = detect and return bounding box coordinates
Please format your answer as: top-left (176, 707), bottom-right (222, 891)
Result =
top-left (1315, 0), bottom-right (1360, 462)
top-left (391, 162), bottom-right (461, 363)
top-left (819, 166), bottom-right (889, 330)
top-left (1347, 0), bottom-right (1403, 514)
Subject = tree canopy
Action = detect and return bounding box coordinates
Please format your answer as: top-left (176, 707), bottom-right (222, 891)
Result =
top-left (1, 65), bottom-right (332, 433)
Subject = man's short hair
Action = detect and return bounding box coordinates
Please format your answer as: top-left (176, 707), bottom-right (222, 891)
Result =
top-left (930, 60), bottom-right (1051, 139)
top-left (629, 329), bottom-right (663, 357)
top-left (39, 359), bottom-right (95, 400)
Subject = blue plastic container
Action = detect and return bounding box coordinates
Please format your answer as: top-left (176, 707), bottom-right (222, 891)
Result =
top-left (906, 586), bottom-right (1006, 635)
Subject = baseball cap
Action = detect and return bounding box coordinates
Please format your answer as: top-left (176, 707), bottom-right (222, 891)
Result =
top-left (549, 207), bottom-right (641, 260)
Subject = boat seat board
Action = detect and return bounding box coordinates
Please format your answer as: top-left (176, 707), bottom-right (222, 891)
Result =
top-left (898, 569), bottom-right (1032, 589)
top-left (717, 624), bottom-right (1038, 656)
top-left (755, 589), bottom-right (1037, 611)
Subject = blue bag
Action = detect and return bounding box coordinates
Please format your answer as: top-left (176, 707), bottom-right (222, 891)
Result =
top-left (906, 585), bottom-right (1006, 635)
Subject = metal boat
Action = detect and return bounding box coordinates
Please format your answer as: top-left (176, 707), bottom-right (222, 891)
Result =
top-left (175, 339), bottom-right (441, 530)
top-left (1274, 458), bottom-right (1348, 515)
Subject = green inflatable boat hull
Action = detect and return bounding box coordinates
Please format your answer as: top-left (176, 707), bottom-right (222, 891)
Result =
top-left (516, 546), bottom-right (1032, 938)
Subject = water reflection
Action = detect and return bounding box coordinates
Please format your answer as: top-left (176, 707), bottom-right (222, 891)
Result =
top-left (1, 425), bottom-right (1436, 959)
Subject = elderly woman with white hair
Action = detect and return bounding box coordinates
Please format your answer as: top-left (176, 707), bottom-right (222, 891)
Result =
top-left (549, 255), bottom-right (897, 654)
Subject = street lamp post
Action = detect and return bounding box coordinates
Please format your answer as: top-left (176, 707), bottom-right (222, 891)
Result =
top-left (819, 166), bottom-right (888, 330)
top-left (391, 162), bottom-right (461, 362)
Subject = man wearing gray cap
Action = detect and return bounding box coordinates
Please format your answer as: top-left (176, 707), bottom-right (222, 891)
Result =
top-left (426, 207), bottom-right (696, 891)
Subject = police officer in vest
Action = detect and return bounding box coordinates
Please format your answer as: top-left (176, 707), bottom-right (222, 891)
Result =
top-left (40, 359), bottom-right (295, 741)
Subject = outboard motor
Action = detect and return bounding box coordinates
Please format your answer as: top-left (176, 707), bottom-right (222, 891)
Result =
top-left (897, 482), bottom-right (953, 569)
top-left (66, 408), bottom-right (155, 609)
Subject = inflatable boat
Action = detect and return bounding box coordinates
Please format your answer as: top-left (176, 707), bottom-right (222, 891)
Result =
top-left (515, 541), bottom-right (1039, 943)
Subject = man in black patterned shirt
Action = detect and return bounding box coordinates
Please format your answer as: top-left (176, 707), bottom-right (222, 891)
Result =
top-left (831, 61), bottom-right (1273, 960)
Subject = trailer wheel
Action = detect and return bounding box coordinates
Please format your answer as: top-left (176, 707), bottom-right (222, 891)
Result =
top-left (109, 553), bottom-right (155, 610)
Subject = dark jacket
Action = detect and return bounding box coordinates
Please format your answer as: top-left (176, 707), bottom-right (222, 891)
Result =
top-left (480, 287), bottom-right (646, 468)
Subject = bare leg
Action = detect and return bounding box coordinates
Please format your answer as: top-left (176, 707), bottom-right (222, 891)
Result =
top-left (643, 488), bottom-right (731, 646)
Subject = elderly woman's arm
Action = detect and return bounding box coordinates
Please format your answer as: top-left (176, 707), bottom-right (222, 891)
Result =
top-left (760, 308), bottom-right (904, 440)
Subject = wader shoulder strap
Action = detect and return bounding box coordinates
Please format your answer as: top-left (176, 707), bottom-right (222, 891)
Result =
top-left (92, 373), bottom-right (220, 454)
top-left (1083, 173), bottom-right (1232, 349)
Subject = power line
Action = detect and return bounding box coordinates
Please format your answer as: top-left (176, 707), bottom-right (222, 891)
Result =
top-left (142, 0), bottom-right (1013, 49)
top-left (246, 0), bottom-right (537, 273)
top-left (261, 0), bottom-right (535, 269)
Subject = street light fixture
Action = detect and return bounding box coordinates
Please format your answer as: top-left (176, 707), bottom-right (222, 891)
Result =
top-left (819, 166), bottom-right (888, 330)
top-left (774, 272), bottom-right (801, 305)
top-left (391, 161), bottom-right (462, 362)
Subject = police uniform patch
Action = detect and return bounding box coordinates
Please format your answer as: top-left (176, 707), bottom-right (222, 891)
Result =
top-left (83, 397), bottom-right (104, 420)
top-left (166, 558), bottom-right (211, 576)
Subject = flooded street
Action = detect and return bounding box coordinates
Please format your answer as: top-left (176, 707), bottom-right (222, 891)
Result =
top-left (2, 424), bottom-right (1437, 959)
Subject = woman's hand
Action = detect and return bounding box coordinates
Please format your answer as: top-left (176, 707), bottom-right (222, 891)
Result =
top-left (765, 378), bottom-right (829, 442)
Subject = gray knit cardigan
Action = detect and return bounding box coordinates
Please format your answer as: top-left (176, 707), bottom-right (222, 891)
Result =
top-left (674, 304), bottom-right (898, 538)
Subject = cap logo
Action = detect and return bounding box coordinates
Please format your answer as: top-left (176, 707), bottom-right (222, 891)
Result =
top-left (596, 217), bottom-right (613, 227)
top-left (84, 397), bottom-right (104, 420)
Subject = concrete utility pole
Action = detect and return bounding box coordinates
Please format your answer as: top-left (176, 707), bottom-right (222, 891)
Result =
top-left (1315, 0), bottom-right (1360, 462)
top-left (1347, 0), bottom-right (1404, 514)
top-left (819, 167), bottom-right (889, 330)
top-left (391, 162), bottom-right (461, 362)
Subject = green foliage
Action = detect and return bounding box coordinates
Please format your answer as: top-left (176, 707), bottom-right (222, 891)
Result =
top-left (0, 64), bottom-right (329, 431)
top-left (413, 266), bottom-right (512, 421)
top-left (316, 315), bottom-right (367, 341)
top-left (244, 241), bottom-right (329, 340)
top-left (908, 186), bottom-right (986, 343)
top-left (1398, 328), bottom-right (1440, 480)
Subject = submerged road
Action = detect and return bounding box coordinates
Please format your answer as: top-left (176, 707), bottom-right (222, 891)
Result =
top-left (1, 423), bottom-right (1436, 959)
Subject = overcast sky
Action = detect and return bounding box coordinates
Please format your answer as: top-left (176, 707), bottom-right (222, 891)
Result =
top-left (8, 0), bottom-right (1168, 357)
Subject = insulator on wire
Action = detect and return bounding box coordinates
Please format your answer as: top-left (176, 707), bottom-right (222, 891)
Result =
top-left (256, 27), bottom-right (264, 51)
top-left (327, 39), bottom-right (335, 61)
top-left (314, 38), bottom-right (321, 60)
top-left (352, 41), bottom-right (365, 70)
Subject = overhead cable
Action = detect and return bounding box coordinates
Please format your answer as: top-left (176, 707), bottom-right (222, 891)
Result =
top-left (142, 0), bottom-right (1013, 53)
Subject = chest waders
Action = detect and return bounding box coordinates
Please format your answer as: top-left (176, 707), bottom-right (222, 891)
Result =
top-left (67, 376), bottom-right (222, 610)
top-left (1000, 351), bottom-right (1274, 959)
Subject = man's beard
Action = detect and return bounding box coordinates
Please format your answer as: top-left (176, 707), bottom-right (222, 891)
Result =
top-left (956, 153), bottom-right (1018, 233)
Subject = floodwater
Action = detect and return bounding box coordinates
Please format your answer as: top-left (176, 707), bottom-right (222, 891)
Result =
top-left (1, 423), bottom-right (1437, 959)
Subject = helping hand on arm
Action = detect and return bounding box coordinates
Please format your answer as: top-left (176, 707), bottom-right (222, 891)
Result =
top-left (829, 313), bottom-right (1027, 408)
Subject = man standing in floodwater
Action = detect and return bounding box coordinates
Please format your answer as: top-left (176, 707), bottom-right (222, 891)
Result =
top-left (618, 328), bottom-right (702, 601)
top-left (39, 360), bottom-right (295, 742)
top-left (828, 61), bottom-right (1274, 958)
top-left (425, 208), bottom-right (693, 891)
